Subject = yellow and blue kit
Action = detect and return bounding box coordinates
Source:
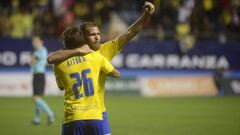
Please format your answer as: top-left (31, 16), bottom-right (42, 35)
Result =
top-left (54, 52), bottom-right (114, 124)
top-left (97, 37), bottom-right (121, 113)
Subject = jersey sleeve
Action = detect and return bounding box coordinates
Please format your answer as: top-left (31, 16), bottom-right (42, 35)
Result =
top-left (99, 37), bottom-right (121, 61)
top-left (100, 55), bottom-right (114, 74)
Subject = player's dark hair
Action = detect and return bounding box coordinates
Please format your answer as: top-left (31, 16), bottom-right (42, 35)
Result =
top-left (61, 26), bottom-right (85, 49)
top-left (79, 22), bottom-right (99, 35)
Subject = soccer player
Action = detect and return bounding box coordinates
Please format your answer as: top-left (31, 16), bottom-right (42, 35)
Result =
top-left (54, 26), bottom-right (120, 135)
top-left (48, 2), bottom-right (155, 134)
top-left (30, 36), bottom-right (55, 125)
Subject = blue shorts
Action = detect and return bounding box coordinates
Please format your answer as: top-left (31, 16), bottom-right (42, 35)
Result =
top-left (62, 120), bottom-right (103, 135)
top-left (102, 112), bottom-right (111, 135)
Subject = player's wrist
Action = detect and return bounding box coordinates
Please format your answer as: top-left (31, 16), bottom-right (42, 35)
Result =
top-left (73, 47), bottom-right (88, 55)
top-left (72, 49), bottom-right (80, 56)
top-left (143, 11), bottom-right (152, 17)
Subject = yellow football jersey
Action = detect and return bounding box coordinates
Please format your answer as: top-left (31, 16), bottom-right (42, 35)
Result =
top-left (54, 52), bottom-right (114, 124)
top-left (96, 37), bottom-right (121, 112)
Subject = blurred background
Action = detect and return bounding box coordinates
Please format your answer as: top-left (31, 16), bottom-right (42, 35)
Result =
top-left (0, 0), bottom-right (240, 135)
top-left (0, 0), bottom-right (240, 41)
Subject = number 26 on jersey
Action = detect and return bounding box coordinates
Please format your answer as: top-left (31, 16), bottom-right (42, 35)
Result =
top-left (70, 69), bottom-right (94, 99)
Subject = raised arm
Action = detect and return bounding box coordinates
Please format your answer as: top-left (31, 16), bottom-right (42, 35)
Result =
top-left (117, 2), bottom-right (155, 50)
top-left (47, 45), bottom-right (93, 64)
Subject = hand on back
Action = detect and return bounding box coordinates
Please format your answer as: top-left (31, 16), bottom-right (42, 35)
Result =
top-left (75, 44), bottom-right (94, 55)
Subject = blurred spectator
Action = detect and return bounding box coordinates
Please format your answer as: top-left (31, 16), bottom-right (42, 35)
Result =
top-left (178, 0), bottom-right (195, 23)
top-left (10, 8), bottom-right (25, 38)
top-left (0, 9), bottom-right (11, 37)
top-left (0, 0), bottom-right (239, 41)
top-left (52, 0), bottom-right (66, 17)
top-left (176, 22), bottom-right (195, 53)
top-left (93, 0), bottom-right (115, 33)
top-left (22, 9), bottom-right (33, 38)
top-left (176, 0), bottom-right (195, 53)
top-left (73, 1), bottom-right (91, 23)
top-left (108, 12), bottom-right (128, 39)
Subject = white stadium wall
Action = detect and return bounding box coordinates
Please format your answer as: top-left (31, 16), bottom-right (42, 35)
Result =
top-left (0, 72), bottom-right (63, 96)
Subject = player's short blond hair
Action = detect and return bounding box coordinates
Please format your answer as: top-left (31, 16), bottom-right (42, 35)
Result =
top-left (79, 22), bottom-right (99, 35)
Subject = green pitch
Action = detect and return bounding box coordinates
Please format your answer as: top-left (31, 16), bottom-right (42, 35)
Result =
top-left (0, 96), bottom-right (239, 135)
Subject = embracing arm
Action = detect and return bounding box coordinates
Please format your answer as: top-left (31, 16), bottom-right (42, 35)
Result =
top-left (47, 45), bottom-right (93, 64)
top-left (47, 50), bottom-right (78, 64)
top-left (117, 2), bottom-right (155, 50)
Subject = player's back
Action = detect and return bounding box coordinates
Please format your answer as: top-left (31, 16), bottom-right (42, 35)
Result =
top-left (54, 52), bottom-right (110, 124)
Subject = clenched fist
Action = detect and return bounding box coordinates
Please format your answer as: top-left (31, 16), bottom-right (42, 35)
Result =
top-left (143, 2), bottom-right (155, 15)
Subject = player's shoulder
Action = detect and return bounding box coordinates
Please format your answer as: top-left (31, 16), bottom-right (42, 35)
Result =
top-left (86, 51), bottom-right (101, 57)
top-left (100, 37), bottom-right (120, 48)
top-left (85, 52), bottom-right (104, 61)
